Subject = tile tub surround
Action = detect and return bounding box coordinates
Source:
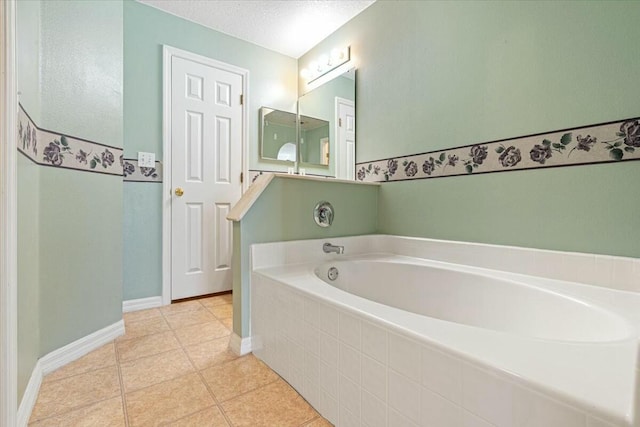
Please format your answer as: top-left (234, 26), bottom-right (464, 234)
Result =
top-left (250, 235), bottom-right (640, 427)
top-left (28, 295), bottom-right (330, 426)
top-left (355, 117), bottom-right (640, 183)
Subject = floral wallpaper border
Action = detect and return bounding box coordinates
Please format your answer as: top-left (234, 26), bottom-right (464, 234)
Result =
top-left (355, 117), bottom-right (640, 183)
top-left (17, 104), bottom-right (123, 176)
top-left (123, 159), bottom-right (163, 183)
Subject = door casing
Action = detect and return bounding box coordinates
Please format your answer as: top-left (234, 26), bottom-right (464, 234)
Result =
top-left (162, 45), bottom-right (249, 305)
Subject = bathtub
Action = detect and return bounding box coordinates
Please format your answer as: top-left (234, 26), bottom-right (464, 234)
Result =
top-left (250, 235), bottom-right (640, 427)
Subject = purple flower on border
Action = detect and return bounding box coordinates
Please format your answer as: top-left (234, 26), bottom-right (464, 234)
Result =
top-left (404, 161), bottom-right (418, 177)
top-left (575, 135), bottom-right (597, 152)
top-left (620, 120), bottom-right (640, 148)
top-left (123, 161), bottom-right (135, 176)
top-left (469, 145), bottom-right (488, 165)
top-left (422, 157), bottom-right (435, 175)
top-left (43, 142), bottom-right (62, 166)
top-left (499, 146), bottom-right (521, 167)
top-left (447, 154), bottom-right (459, 167)
top-left (101, 149), bottom-right (115, 168)
top-left (387, 159), bottom-right (398, 176)
top-left (76, 149), bottom-right (89, 164)
top-left (32, 128), bottom-right (37, 155)
top-left (529, 144), bottom-right (552, 164)
top-left (357, 167), bottom-right (366, 181)
top-left (140, 167), bottom-right (157, 178)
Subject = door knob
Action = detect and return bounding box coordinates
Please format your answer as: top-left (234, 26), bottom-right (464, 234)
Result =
top-left (174, 187), bottom-right (184, 197)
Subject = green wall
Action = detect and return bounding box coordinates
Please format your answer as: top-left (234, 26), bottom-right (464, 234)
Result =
top-left (16, 0), bottom-right (41, 403)
top-left (16, 0), bottom-right (124, 401)
top-left (233, 177), bottom-right (379, 337)
top-left (122, 0), bottom-right (298, 300)
top-left (301, 0), bottom-right (640, 258)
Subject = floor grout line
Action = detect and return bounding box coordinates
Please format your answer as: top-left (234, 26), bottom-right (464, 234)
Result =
top-left (114, 338), bottom-right (131, 427)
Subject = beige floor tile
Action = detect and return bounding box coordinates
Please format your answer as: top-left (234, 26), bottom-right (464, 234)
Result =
top-left (30, 366), bottom-right (121, 422)
top-left (160, 300), bottom-right (203, 315)
top-left (201, 355), bottom-right (279, 402)
top-left (29, 396), bottom-right (125, 427)
top-left (183, 336), bottom-right (238, 370)
top-left (199, 294), bottom-right (231, 308)
top-left (207, 303), bottom-right (232, 320)
top-left (123, 308), bottom-right (162, 324)
top-left (173, 320), bottom-right (230, 347)
top-left (168, 406), bottom-right (229, 426)
top-left (219, 317), bottom-right (233, 331)
top-left (221, 379), bottom-right (318, 427)
top-left (116, 330), bottom-right (180, 362)
top-left (302, 417), bottom-right (334, 426)
top-left (164, 307), bottom-right (216, 330)
top-left (118, 316), bottom-right (170, 342)
top-left (44, 343), bottom-right (116, 383)
top-left (119, 349), bottom-right (194, 393)
top-left (125, 373), bottom-right (215, 427)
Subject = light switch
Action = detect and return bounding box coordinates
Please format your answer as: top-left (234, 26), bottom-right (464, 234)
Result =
top-left (138, 152), bottom-right (155, 168)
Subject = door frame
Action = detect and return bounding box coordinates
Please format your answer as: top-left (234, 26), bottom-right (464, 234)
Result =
top-left (1, 0), bottom-right (18, 425)
top-left (335, 96), bottom-right (355, 180)
top-left (162, 45), bottom-right (249, 305)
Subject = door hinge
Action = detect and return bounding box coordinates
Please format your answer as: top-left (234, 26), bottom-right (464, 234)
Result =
top-left (240, 172), bottom-right (244, 183)
top-left (240, 94), bottom-right (244, 105)
top-left (339, 118), bottom-right (342, 127)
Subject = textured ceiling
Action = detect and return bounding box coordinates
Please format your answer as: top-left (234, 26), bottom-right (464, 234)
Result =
top-left (137, 0), bottom-right (375, 58)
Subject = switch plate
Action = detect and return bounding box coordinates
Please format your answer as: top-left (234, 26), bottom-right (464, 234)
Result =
top-left (138, 152), bottom-right (155, 168)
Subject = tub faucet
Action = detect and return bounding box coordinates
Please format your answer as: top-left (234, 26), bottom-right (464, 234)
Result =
top-left (323, 243), bottom-right (344, 255)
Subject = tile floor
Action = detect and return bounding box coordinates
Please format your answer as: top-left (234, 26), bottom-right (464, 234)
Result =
top-left (29, 294), bottom-right (332, 426)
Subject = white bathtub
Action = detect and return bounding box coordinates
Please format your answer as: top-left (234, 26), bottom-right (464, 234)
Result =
top-left (250, 235), bottom-right (640, 427)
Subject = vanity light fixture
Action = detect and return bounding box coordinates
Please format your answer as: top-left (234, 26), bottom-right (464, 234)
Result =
top-left (300, 46), bottom-right (351, 84)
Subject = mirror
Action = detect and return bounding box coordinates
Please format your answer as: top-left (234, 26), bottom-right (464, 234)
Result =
top-left (298, 68), bottom-right (355, 177)
top-left (260, 107), bottom-right (297, 162)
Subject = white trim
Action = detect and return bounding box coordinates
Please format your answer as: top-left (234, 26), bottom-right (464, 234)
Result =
top-left (122, 296), bottom-right (163, 313)
top-left (162, 45), bottom-right (249, 306)
top-left (1, 1), bottom-right (18, 426)
top-left (16, 361), bottom-right (41, 427)
top-left (16, 320), bottom-right (124, 426)
top-left (229, 333), bottom-right (252, 356)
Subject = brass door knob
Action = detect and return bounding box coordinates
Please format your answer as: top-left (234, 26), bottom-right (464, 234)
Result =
top-left (174, 187), bottom-right (184, 197)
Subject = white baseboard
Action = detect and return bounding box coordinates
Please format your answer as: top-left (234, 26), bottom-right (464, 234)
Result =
top-left (122, 296), bottom-right (163, 313)
top-left (16, 320), bottom-right (124, 426)
top-left (16, 360), bottom-right (42, 427)
top-left (229, 333), bottom-right (252, 356)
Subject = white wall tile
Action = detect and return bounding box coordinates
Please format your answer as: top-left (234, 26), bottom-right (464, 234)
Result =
top-left (320, 303), bottom-right (339, 337)
top-left (421, 387), bottom-right (462, 427)
top-left (320, 360), bottom-right (338, 397)
top-left (319, 331), bottom-right (339, 367)
top-left (362, 354), bottom-right (387, 402)
top-left (339, 343), bottom-right (362, 384)
top-left (362, 390), bottom-right (387, 427)
top-left (389, 332), bottom-right (421, 381)
top-left (362, 320), bottom-right (388, 364)
top-left (340, 312), bottom-right (362, 349)
top-left (340, 405), bottom-right (360, 427)
top-left (422, 345), bottom-right (462, 404)
top-left (304, 324), bottom-right (320, 356)
top-left (462, 364), bottom-right (513, 427)
top-left (339, 374), bottom-right (361, 416)
top-left (388, 408), bottom-right (420, 427)
top-left (320, 390), bottom-right (338, 425)
top-left (304, 352), bottom-right (320, 384)
top-left (289, 366), bottom-right (304, 395)
top-left (513, 386), bottom-right (586, 427)
top-left (388, 369), bottom-right (421, 425)
top-left (463, 411), bottom-right (496, 427)
top-left (304, 377), bottom-right (320, 409)
top-left (304, 297), bottom-right (320, 328)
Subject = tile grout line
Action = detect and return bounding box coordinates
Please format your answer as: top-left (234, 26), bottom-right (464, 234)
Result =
top-left (114, 338), bottom-right (131, 427)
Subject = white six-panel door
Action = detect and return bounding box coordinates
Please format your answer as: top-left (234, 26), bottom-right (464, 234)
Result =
top-left (336, 97), bottom-right (356, 180)
top-left (170, 55), bottom-right (243, 300)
